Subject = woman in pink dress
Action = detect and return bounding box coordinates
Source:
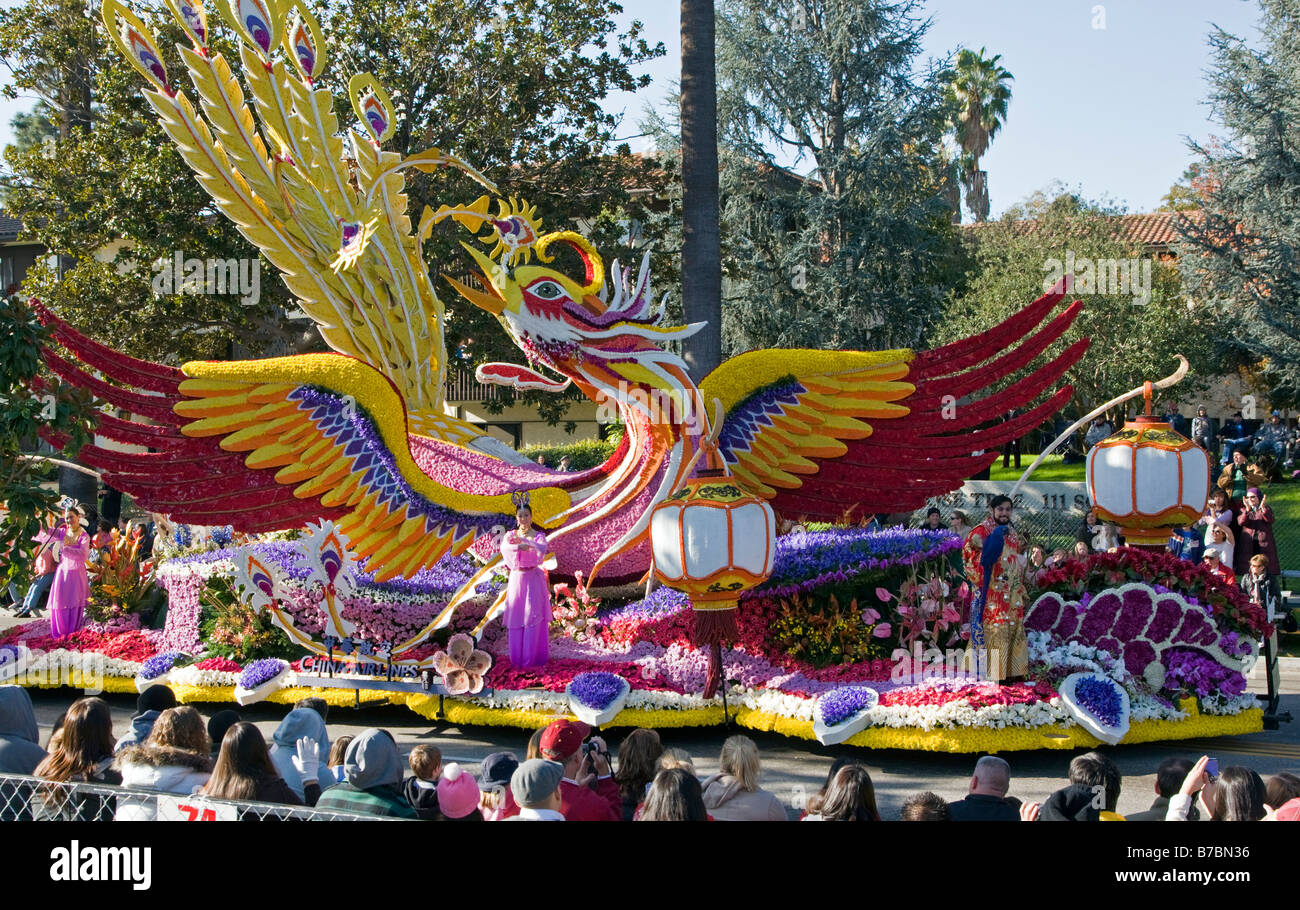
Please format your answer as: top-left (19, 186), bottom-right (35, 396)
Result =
top-left (47, 502), bottom-right (91, 638)
top-left (499, 493), bottom-right (552, 667)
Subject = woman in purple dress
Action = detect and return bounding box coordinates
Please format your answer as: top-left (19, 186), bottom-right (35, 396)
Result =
top-left (499, 493), bottom-right (552, 667)
top-left (47, 502), bottom-right (91, 638)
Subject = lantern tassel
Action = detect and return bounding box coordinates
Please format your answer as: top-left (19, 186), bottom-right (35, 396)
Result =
top-left (692, 606), bottom-right (738, 646)
top-left (703, 642), bottom-right (724, 699)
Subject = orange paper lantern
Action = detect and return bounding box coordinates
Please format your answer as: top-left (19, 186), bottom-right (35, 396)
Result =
top-left (1086, 412), bottom-right (1211, 546)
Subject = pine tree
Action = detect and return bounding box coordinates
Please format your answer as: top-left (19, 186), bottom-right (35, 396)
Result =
top-left (1178, 0), bottom-right (1300, 405)
top-left (713, 0), bottom-right (966, 354)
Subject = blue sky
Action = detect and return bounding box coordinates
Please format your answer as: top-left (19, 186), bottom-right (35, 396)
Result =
top-left (0, 0), bottom-right (1265, 217)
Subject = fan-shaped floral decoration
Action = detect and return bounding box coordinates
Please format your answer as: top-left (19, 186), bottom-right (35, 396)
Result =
top-left (433, 633), bottom-right (492, 695)
top-left (300, 519), bottom-right (359, 640)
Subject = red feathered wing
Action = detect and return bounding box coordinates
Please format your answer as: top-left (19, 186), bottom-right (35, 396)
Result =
top-left (703, 279), bottom-right (1088, 520)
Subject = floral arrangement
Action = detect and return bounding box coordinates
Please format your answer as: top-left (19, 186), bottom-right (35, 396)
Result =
top-left (876, 569), bottom-right (969, 652)
top-left (816, 686), bottom-right (879, 728)
top-left (87, 524), bottom-right (157, 623)
top-left (1073, 676), bottom-right (1125, 729)
top-left (768, 593), bottom-right (893, 667)
top-left (567, 671), bottom-right (627, 711)
top-left (1026, 582), bottom-right (1255, 709)
top-left (1032, 548), bottom-right (1268, 640)
top-left (239, 658), bottom-right (290, 691)
top-left (746, 527), bottom-right (961, 601)
top-left (553, 571), bottom-right (601, 641)
top-left (1059, 672), bottom-right (1131, 745)
top-left (140, 652), bottom-right (185, 681)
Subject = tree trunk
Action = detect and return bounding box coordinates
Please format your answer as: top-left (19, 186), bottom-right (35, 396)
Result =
top-left (680, 0), bottom-right (722, 380)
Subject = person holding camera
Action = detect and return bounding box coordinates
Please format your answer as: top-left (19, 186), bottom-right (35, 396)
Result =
top-left (537, 719), bottom-right (620, 821)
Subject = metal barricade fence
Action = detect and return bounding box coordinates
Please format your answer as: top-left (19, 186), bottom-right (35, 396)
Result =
top-left (0, 773), bottom-right (397, 822)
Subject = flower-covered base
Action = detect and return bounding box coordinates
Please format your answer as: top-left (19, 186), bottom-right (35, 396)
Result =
top-left (0, 532), bottom-right (1268, 751)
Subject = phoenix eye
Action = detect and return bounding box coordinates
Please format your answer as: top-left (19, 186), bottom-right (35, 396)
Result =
top-left (528, 280), bottom-right (567, 301)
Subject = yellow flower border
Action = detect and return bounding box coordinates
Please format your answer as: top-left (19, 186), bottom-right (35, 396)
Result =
top-left (21, 677), bottom-right (1263, 752)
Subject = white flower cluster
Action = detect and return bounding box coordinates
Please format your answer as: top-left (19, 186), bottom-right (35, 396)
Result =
top-left (864, 699), bottom-right (1070, 732)
top-left (169, 665), bottom-right (241, 688)
top-left (739, 689), bottom-right (816, 722)
top-left (1027, 631), bottom-right (1128, 683)
top-left (0, 648), bottom-right (143, 685)
top-left (469, 688), bottom-right (569, 714)
top-left (156, 559), bottom-right (235, 582)
top-left (1128, 692), bottom-right (1187, 723)
top-left (1199, 693), bottom-right (1258, 716)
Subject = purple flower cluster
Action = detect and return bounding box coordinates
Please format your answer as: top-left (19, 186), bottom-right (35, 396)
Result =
top-left (239, 658), bottom-right (287, 690)
top-left (1163, 649), bottom-right (1248, 698)
top-left (744, 528), bottom-right (960, 601)
top-left (816, 686), bottom-right (878, 727)
top-left (1073, 675), bottom-right (1124, 729)
top-left (140, 652), bottom-right (182, 680)
top-left (568, 671), bottom-right (628, 710)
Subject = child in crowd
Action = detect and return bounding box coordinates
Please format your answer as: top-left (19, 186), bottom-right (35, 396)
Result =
top-left (437, 762), bottom-right (484, 821)
top-left (327, 735), bottom-right (353, 783)
top-left (478, 751), bottom-right (520, 821)
top-left (402, 743), bottom-right (443, 819)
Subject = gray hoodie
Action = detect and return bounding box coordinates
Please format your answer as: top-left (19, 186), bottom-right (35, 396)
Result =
top-left (268, 708), bottom-right (333, 798)
top-left (0, 686), bottom-right (46, 774)
top-left (344, 728), bottom-right (404, 791)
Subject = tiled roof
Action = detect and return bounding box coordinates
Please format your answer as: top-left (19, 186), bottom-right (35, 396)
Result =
top-left (0, 211), bottom-right (24, 242)
top-left (963, 210), bottom-right (1203, 248)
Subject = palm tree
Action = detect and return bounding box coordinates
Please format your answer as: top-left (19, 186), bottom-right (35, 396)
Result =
top-left (680, 0), bottom-right (721, 379)
top-left (947, 47), bottom-right (1013, 222)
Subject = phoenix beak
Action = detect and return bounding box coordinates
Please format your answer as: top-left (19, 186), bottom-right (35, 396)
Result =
top-left (445, 242), bottom-right (510, 315)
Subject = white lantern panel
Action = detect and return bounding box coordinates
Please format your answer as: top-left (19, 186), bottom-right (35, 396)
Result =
top-left (731, 502), bottom-right (774, 574)
top-left (1089, 445), bottom-right (1134, 515)
top-left (1135, 446), bottom-right (1181, 514)
top-left (650, 505), bottom-right (684, 580)
top-left (1180, 445), bottom-right (1210, 509)
top-left (683, 506), bottom-right (730, 578)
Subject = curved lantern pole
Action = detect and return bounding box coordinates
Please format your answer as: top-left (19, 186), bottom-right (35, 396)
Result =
top-left (1010, 355), bottom-right (1190, 498)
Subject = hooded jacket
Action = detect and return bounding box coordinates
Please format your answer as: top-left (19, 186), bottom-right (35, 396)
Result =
top-left (700, 773), bottom-right (787, 821)
top-left (268, 708), bottom-right (333, 799)
top-left (314, 728), bottom-right (416, 818)
top-left (115, 711), bottom-right (165, 755)
top-left (0, 686), bottom-right (46, 775)
top-left (115, 745), bottom-right (212, 820)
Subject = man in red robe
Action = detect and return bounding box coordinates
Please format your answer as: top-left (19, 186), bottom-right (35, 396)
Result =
top-left (963, 495), bottom-right (1029, 684)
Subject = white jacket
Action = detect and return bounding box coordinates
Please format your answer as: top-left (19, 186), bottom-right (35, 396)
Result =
top-left (115, 747), bottom-right (212, 821)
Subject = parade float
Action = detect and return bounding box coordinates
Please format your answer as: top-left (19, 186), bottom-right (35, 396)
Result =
top-left (0, 0), bottom-right (1266, 751)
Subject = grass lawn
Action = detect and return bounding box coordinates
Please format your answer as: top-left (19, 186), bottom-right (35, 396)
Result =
top-left (989, 454), bottom-right (1084, 483)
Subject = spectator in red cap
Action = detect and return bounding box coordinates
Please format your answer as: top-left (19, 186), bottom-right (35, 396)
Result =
top-left (538, 719), bottom-right (620, 821)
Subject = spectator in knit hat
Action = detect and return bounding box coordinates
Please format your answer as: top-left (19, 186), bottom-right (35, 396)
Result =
top-left (206, 710), bottom-right (241, 760)
top-left (402, 743), bottom-right (443, 819)
top-left (508, 759), bottom-right (566, 821)
top-left (538, 719), bottom-right (620, 821)
top-left (437, 762), bottom-right (483, 821)
top-left (479, 751), bottom-right (520, 821)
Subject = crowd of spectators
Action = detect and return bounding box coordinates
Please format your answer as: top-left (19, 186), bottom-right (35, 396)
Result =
top-left (3, 684), bottom-right (1297, 822)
